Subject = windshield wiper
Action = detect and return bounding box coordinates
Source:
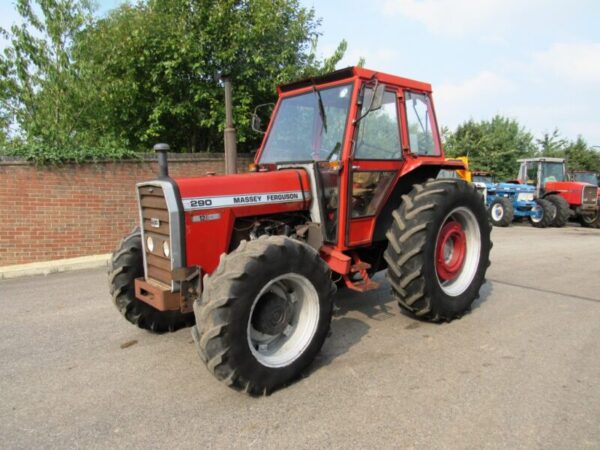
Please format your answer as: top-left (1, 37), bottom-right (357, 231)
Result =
top-left (312, 82), bottom-right (327, 133)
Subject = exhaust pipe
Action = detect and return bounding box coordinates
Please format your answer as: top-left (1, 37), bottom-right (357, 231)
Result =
top-left (222, 76), bottom-right (237, 175)
top-left (154, 143), bottom-right (170, 178)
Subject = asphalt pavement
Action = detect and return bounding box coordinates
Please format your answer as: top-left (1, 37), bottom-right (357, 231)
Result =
top-left (1, 223), bottom-right (599, 449)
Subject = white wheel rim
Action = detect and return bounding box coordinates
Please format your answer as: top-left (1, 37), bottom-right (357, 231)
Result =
top-left (491, 203), bottom-right (504, 221)
top-left (435, 207), bottom-right (482, 297)
top-left (247, 273), bottom-right (320, 368)
top-left (531, 205), bottom-right (543, 223)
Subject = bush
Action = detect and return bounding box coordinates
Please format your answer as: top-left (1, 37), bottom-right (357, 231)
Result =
top-left (0, 143), bottom-right (140, 164)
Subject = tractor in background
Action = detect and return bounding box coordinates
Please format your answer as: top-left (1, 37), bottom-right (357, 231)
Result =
top-left (443, 165), bottom-right (553, 227)
top-left (517, 158), bottom-right (599, 228)
top-left (570, 170), bottom-right (600, 228)
top-left (472, 171), bottom-right (551, 228)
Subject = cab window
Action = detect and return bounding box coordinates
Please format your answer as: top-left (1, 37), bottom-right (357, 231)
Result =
top-left (405, 91), bottom-right (439, 156)
top-left (354, 90), bottom-right (402, 160)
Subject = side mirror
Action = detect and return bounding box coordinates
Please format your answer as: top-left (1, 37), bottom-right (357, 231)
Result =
top-left (370, 84), bottom-right (385, 111)
top-left (250, 103), bottom-right (274, 134)
top-left (251, 113), bottom-right (263, 133)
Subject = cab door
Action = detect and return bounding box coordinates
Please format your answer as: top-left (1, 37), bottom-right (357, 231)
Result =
top-left (345, 87), bottom-right (403, 247)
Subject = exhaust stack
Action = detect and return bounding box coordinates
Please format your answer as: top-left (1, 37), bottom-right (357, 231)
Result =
top-left (222, 76), bottom-right (237, 175)
top-left (154, 143), bottom-right (170, 178)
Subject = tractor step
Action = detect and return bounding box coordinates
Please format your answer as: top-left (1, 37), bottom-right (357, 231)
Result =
top-left (350, 262), bottom-right (371, 272)
top-left (343, 277), bottom-right (379, 292)
top-left (343, 254), bottom-right (378, 292)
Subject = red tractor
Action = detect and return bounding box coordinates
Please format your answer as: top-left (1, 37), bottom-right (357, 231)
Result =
top-left (516, 157), bottom-right (599, 227)
top-left (109, 67), bottom-right (492, 395)
top-left (570, 170), bottom-right (600, 228)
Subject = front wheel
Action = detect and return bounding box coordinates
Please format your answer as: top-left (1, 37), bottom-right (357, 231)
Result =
top-left (108, 228), bottom-right (195, 333)
top-left (529, 199), bottom-right (556, 228)
top-left (384, 179), bottom-right (492, 322)
top-left (488, 197), bottom-right (514, 227)
top-left (546, 194), bottom-right (570, 227)
top-left (579, 210), bottom-right (600, 228)
top-left (192, 236), bottom-right (336, 395)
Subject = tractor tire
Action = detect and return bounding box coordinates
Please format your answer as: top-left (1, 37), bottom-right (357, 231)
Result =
top-left (192, 236), bottom-right (336, 395)
top-left (546, 194), bottom-right (570, 227)
top-left (579, 210), bottom-right (600, 228)
top-left (529, 199), bottom-right (556, 228)
top-left (488, 197), bottom-right (514, 227)
top-left (108, 228), bottom-right (195, 333)
top-left (383, 179), bottom-right (492, 323)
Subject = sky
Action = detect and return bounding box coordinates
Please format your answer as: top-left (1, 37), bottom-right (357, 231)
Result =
top-left (2, 0), bottom-right (600, 145)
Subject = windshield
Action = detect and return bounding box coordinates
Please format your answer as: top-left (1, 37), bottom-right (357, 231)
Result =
top-left (541, 162), bottom-right (566, 182)
top-left (473, 175), bottom-right (494, 184)
top-left (259, 83), bottom-right (353, 163)
top-left (573, 172), bottom-right (598, 185)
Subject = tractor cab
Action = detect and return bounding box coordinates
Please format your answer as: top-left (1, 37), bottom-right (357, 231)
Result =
top-left (254, 67), bottom-right (459, 249)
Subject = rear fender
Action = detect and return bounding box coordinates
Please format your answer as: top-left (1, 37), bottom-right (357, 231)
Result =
top-left (372, 164), bottom-right (442, 242)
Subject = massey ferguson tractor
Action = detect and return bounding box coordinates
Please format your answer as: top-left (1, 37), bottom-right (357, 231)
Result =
top-left (516, 157), bottom-right (599, 228)
top-left (109, 67), bottom-right (492, 395)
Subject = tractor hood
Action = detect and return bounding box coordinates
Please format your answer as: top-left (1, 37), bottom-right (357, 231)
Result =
top-left (175, 169), bottom-right (312, 215)
top-left (545, 180), bottom-right (595, 193)
top-left (495, 182), bottom-right (536, 192)
top-left (173, 169), bottom-right (312, 273)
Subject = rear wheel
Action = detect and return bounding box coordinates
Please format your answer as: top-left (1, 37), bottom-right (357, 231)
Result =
top-left (488, 197), bottom-right (514, 227)
top-left (108, 228), bottom-right (195, 333)
top-left (546, 194), bottom-right (570, 227)
top-left (529, 199), bottom-right (556, 228)
top-left (579, 210), bottom-right (600, 228)
top-left (384, 179), bottom-right (492, 322)
top-left (192, 236), bottom-right (335, 395)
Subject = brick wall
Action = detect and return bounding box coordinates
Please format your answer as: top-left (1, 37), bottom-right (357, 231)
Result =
top-left (0, 154), bottom-right (252, 266)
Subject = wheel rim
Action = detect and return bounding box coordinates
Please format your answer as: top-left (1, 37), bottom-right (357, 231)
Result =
top-left (491, 203), bottom-right (504, 221)
top-left (247, 273), bottom-right (320, 368)
top-left (582, 211), bottom-right (598, 224)
top-left (530, 204), bottom-right (543, 223)
top-left (435, 207), bottom-right (481, 297)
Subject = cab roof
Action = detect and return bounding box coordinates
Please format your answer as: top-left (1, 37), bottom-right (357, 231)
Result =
top-left (278, 67), bottom-right (432, 94)
top-left (517, 157), bottom-right (565, 163)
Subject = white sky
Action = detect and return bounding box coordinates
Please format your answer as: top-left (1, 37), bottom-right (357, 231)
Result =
top-left (2, 0), bottom-right (600, 145)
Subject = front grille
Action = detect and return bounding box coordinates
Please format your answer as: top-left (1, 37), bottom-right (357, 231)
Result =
top-left (138, 185), bottom-right (172, 287)
top-left (583, 185), bottom-right (598, 206)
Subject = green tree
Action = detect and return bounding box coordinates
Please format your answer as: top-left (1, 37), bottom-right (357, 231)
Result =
top-left (564, 136), bottom-right (600, 173)
top-left (0, 0), bottom-right (95, 149)
top-left (443, 115), bottom-right (536, 180)
top-left (536, 128), bottom-right (568, 157)
top-left (75, 0), bottom-right (347, 153)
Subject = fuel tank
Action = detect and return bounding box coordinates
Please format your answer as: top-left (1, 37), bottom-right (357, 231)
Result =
top-left (175, 169), bottom-right (312, 273)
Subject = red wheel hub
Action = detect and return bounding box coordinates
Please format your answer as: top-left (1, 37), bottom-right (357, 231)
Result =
top-left (436, 220), bottom-right (467, 282)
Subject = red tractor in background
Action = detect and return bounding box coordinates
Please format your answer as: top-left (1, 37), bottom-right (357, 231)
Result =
top-left (570, 170), bottom-right (600, 228)
top-left (516, 157), bottom-right (599, 228)
top-left (109, 67), bottom-right (492, 395)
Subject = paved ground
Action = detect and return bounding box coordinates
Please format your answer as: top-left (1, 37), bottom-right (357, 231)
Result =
top-left (1, 224), bottom-right (599, 449)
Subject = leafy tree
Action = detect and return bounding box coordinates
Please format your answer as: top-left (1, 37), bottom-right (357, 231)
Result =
top-left (75, 0), bottom-right (347, 153)
top-left (443, 115), bottom-right (536, 180)
top-left (564, 136), bottom-right (600, 173)
top-left (536, 128), bottom-right (568, 157)
top-left (0, 0), bottom-right (95, 149)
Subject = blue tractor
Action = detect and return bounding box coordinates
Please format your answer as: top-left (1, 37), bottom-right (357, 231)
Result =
top-left (472, 172), bottom-right (554, 228)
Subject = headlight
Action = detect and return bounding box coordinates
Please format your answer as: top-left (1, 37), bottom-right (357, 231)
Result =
top-left (146, 236), bottom-right (154, 252)
top-left (163, 240), bottom-right (170, 258)
top-left (517, 192), bottom-right (534, 201)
